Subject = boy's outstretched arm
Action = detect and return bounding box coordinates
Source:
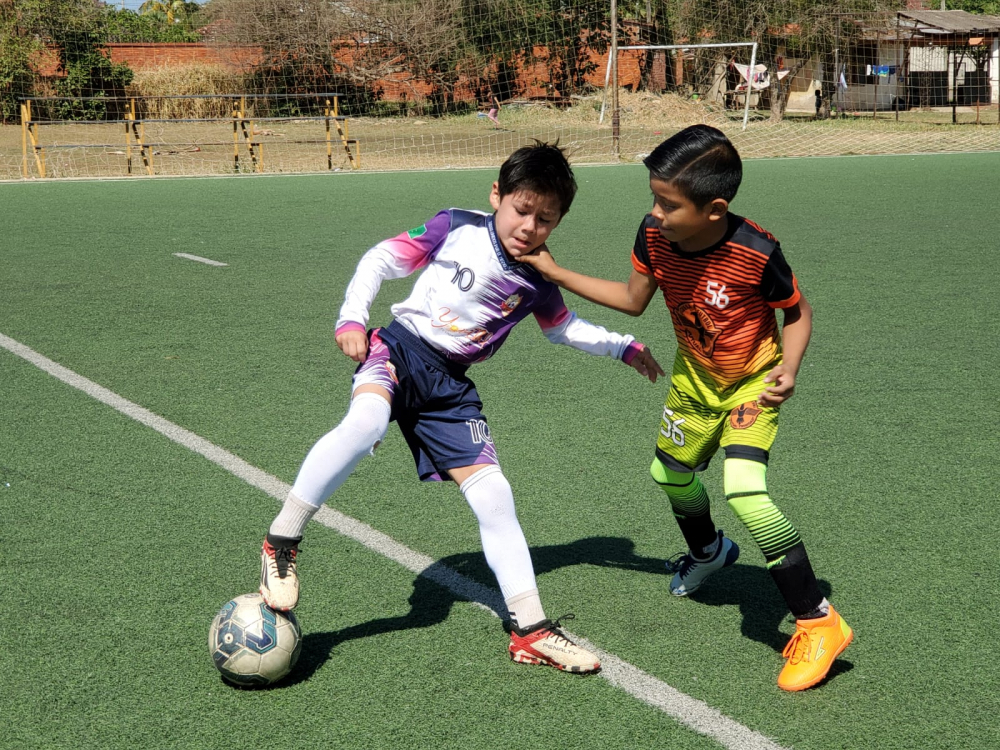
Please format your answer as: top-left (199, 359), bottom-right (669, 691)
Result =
top-left (530, 269), bottom-right (665, 383)
top-left (760, 297), bottom-right (813, 406)
top-left (519, 247), bottom-right (658, 316)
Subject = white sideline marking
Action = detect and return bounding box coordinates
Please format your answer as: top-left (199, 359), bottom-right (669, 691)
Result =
top-left (173, 252), bottom-right (228, 267)
top-left (1, 330), bottom-right (788, 750)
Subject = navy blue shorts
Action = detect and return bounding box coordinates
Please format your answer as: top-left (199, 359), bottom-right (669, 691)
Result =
top-left (352, 320), bottom-right (499, 481)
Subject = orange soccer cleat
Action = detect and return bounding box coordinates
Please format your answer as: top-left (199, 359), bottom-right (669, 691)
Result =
top-left (777, 605), bottom-right (853, 691)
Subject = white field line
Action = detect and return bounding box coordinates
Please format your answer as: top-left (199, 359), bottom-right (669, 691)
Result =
top-left (173, 253), bottom-right (228, 267)
top-left (1, 330), bottom-right (788, 750)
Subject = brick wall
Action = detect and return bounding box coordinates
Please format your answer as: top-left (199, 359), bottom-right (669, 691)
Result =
top-left (31, 42), bottom-right (649, 102)
top-left (107, 43), bottom-right (262, 71)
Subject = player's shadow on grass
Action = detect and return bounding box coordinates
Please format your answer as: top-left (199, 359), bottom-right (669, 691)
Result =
top-left (683, 564), bottom-right (853, 683)
top-left (288, 535), bottom-right (652, 684)
top-left (286, 535), bottom-right (849, 685)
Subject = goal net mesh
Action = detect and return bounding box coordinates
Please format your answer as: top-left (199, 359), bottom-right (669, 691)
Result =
top-left (3, 0), bottom-right (998, 179)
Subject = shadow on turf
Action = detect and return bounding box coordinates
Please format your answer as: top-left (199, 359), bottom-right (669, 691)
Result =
top-left (282, 535), bottom-right (842, 686)
top-left (685, 564), bottom-right (834, 652)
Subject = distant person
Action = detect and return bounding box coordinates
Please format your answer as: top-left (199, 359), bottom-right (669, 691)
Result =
top-left (258, 141), bottom-right (664, 674)
top-left (487, 93), bottom-right (501, 127)
top-left (516, 125), bottom-right (853, 691)
top-left (814, 89), bottom-right (830, 119)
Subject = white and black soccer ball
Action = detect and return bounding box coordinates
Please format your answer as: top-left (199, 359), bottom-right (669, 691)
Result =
top-left (209, 593), bottom-right (302, 686)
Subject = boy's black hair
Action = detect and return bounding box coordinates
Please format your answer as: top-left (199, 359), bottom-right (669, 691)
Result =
top-left (642, 125), bottom-right (742, 207)
top-left (496, 140), bottom-right (577, 216)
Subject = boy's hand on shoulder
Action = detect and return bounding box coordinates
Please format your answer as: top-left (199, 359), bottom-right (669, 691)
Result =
top-left (515, 244), bottom-right (559, 280)
top-left (336, 329), bottom-right (370, 363)
top-left (759, 364), bottom-right (796, 406)
top-left (626, 345), bottom-right (666, 383)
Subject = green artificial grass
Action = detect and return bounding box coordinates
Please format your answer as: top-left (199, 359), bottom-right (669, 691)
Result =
top-left (2, 153), bottom-right (999, 750)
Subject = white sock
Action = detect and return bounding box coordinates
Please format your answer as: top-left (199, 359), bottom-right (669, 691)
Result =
top-left (288, 392), bottom-right (391, 507)
top-left (269, 492), bottom-right (319, 540)
top-left (459, 466), bottom-right (540, 605)
top-left (505, 589), bottom-right (546, 632)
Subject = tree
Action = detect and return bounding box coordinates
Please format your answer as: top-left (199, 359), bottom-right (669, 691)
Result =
top-left (103, 7), bottom-right (201, 42)
top-left (336, 0), bottom-right (467, 113)
top-left (0, 0), bottom-right (42, 122)
top-left (207, 0), bottom-right (477, 114)
top-left (461, 0), bottom-right (610, 99)
top-left (138, 0), bottom-right (202, 27)
top-left (946, 0), bottom-right (1000, 14)
top-left (0, 0), bottom-right (137, 122)
top-left (203, 0), bottom-right (356, 108)
top-left (631, 0), bottom-right (677, 91)
top-left (44, 1), bottom-right (135, 120)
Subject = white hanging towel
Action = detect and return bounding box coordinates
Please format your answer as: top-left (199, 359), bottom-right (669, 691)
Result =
top-left (731, 62), bottom-right (789, 91)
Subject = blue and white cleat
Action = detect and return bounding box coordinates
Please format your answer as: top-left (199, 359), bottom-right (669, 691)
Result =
top-left (666, 530), bottom-right (740, 596)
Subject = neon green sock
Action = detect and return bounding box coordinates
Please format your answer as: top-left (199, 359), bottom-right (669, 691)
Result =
top-left (651, 458), bottom-right (716, 554)
top-left (723, 458), bottom-right (801, 560)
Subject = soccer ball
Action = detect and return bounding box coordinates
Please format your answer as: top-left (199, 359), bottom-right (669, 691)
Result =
top-left (209, 593), bottom-right (302, 686)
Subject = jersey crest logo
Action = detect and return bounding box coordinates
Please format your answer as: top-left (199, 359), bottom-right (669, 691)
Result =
top-left (729, 401), bottom-right (762, 429)
top-left (500, 293), bottom-right (522, 317)
top-left (677, 303), bottom-right (720, 356)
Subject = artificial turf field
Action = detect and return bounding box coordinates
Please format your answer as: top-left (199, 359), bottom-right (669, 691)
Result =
top-left (2, 152), bottom-right (998, 750)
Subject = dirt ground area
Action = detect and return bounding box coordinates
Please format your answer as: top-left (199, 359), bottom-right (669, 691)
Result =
top-left (3, 92), bottom-right (998, 180)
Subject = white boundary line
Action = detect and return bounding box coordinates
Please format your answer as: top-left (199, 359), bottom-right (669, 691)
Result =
top-left (173, 252), bottom-right (228, 267)
top-left (0, 330), bottom-right (788, 750)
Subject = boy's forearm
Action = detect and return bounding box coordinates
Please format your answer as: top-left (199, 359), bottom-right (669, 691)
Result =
top-left (546, 265), bottom-right (641, 315)
top-left (781, 324), bottom-right (810, 374)
top-left (780, 303), bottom-right (812, 374)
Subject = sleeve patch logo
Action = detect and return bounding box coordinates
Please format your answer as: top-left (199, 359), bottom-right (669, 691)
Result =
top-left (407, 225), bottom-right (428, 238)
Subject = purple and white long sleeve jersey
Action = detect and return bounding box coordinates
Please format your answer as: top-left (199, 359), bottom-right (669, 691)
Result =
top-left (336, 209), bottom-right (642, 367)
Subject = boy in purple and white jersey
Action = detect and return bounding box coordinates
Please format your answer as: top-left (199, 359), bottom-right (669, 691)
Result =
top-left (260, 142), bottom-right (664, 673)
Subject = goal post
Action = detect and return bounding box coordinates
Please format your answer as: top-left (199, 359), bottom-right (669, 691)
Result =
top-left (601, 42), bottom-right (759, 130)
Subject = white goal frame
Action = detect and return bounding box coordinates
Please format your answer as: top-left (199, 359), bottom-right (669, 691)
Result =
top-left (601, 42), bottom-right (759, 130)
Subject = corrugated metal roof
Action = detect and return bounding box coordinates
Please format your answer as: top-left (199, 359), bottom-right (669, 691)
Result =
top-left (898, 10), bottom-right (1000, 34)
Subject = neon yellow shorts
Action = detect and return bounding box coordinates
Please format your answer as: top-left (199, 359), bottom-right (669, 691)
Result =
top-left (655, 383), bottom-right (779, 472)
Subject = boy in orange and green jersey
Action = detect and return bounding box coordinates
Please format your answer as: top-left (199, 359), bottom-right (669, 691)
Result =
top-left (517, 124), bottom-right (852, 691)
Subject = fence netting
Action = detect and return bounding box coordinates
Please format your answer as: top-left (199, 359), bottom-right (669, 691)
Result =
top-left (3, 0), bottom-right (999, 178)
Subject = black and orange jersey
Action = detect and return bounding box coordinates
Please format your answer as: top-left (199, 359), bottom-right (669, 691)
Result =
top-left (632, 213), bottom-right (801, 402)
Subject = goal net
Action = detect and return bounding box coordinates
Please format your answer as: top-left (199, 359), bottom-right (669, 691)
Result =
top-left (3, 0), bottom-right (999, 180)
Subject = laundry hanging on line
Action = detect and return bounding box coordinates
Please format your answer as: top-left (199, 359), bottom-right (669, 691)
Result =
top-left (866, 65), bottom-right (897, 77)
top-left (730, 62), bottom-right (790, 91)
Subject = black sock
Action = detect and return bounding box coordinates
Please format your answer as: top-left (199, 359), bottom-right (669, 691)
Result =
top-left (766, 542), bottom-right (824, 618)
